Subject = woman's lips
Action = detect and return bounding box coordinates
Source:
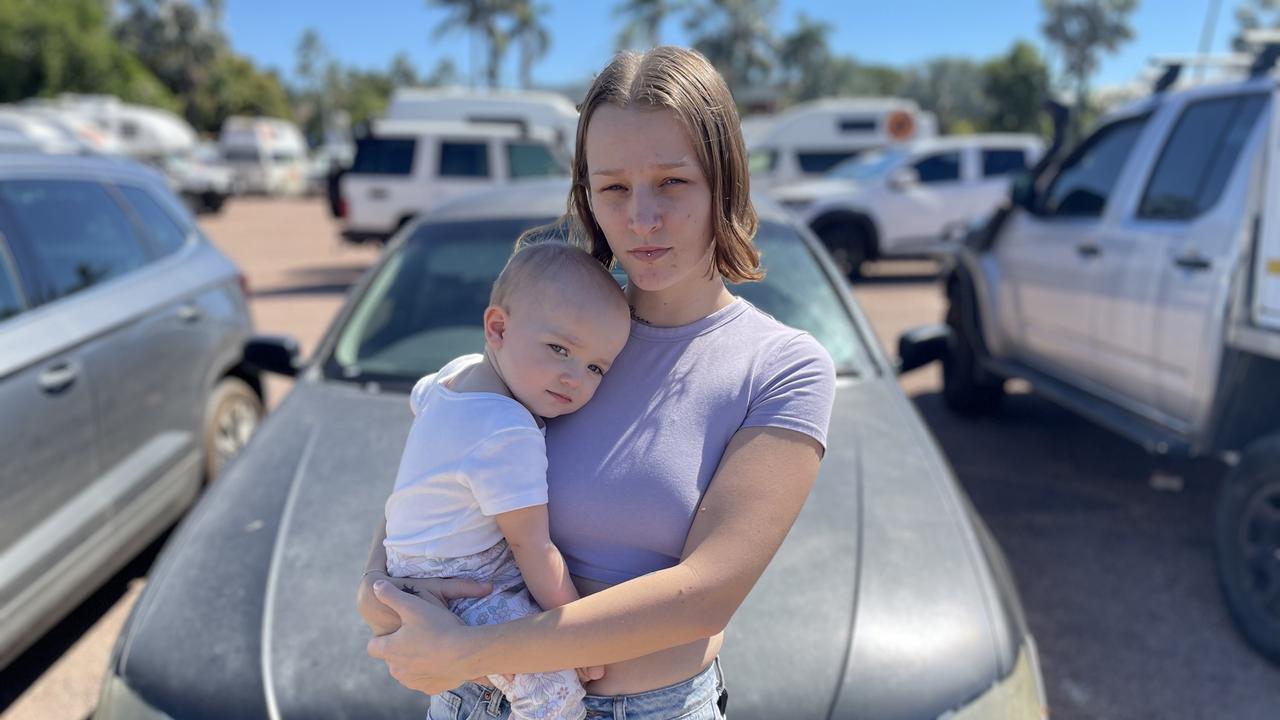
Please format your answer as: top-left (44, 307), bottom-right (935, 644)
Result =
top-left (629, 247), bottom-right (670, 262)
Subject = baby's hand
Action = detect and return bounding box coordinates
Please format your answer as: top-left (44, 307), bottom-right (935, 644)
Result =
top-left (576, 666), bottom-right (605, 684)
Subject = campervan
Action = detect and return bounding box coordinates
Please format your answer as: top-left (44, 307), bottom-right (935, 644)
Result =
top-left (384, 87), bottom-right (578, 156)
top-left (218, 116), bottom-right (309, 196)
top-left (746, 98), bottom-right (938, 188)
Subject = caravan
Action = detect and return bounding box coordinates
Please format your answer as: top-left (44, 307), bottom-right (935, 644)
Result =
top-left (745, 97), bottom-right (937, 188)
top-left (218, 116), bottom-right (309, 196)
top-left (384, 87), bottom-right (579, 156)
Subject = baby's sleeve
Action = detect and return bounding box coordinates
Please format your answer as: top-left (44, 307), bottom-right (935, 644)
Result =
top-left (460, 427), bottom-right (549, 516)
top-left (742, 332), bottom-right (837, 450)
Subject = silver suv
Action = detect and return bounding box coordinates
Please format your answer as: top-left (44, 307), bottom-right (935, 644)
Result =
top-left (0, 154), bottom-right (263, 668)
top-left (902, 54), bottom-right (1280, 663)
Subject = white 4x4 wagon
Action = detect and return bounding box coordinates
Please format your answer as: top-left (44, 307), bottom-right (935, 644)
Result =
top-left (901, 54), bottom-right (1280, 664)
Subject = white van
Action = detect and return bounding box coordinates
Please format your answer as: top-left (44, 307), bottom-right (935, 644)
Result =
top-left (338, 119), bottom-right (567, 244)
top-left (746, 98), bottom-right (938, 189)
top-left (218, 116), bottom-right (309, 196)
top-left (384, 87), bottom-right (579, 156)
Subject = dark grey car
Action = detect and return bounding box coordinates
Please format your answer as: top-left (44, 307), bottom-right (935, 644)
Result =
top-left (0, 154), bottom-right (264, 669)
top-left (95, 180), bottom-right (1047, 719)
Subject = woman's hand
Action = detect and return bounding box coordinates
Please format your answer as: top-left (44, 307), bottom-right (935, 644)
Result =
top-left (357, 571), bottom-right (491, 637)
top-left (366, 580), bottom-right (485, 695)
top-left (576, 666), bottom-right (606, 684)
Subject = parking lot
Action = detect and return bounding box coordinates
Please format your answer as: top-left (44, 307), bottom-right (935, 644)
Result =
top-left (3, 198), bottom-right (1280, 720)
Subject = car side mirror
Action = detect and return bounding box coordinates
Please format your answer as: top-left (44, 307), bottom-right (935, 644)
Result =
top-left (888, 167), bottom-right (919, 192)
top-left (896, 324), bottom-right (953, 375)
top-left (244, 335), bottom-right (301, 377)
top-left (1009, 172), bottom-right (1036, 210)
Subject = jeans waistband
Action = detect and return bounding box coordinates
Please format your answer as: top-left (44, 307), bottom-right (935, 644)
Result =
top-left (581, 657), bottom-right (725, 719)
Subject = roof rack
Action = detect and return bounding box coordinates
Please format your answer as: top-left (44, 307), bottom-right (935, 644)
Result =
top-left (1241, 29), bottom-right (1280, 76)
top-left (1147, 54), bottom-right (1251, 93)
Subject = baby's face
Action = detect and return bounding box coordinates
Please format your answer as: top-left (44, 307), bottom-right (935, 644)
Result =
top-left (494, 294), bottom-right (630, 418)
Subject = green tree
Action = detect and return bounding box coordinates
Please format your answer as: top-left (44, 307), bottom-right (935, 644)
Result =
top-left (777, 13), bottom-right (832, 101)
top-left (511, 1), bottom-right (551, 89)
top-left (614, 0), bottom-right (685, 50)
top-left (684, 0), bottom-right (778, 95)
top-left (982, 40), bottom-right (1050, 134)
top-left (1040, 0), bottom-right (1139, 128)
top-left (903, 58), bottom-right (989, 133)
top-left (115, 0), bottom-right (228, 126)
top-left (0, 0), bottom-right (175, 108)
top-left (389, 53), bottom-right (421, 87)
top-left (1233, 0), bottom-right (1280, 50)
top-left (429, 0), bottom-right (513, 88)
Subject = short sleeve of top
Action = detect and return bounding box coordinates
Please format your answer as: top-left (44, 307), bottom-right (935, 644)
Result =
top-left (741, 332), bottom-right (836, 448)
top-left (463, 427), bottom-right (549, 516)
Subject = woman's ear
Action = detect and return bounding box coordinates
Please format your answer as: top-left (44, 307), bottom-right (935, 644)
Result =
top-left (483, 305), bottom-right (508, 348)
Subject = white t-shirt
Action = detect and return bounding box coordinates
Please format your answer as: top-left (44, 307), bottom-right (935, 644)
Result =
top-left (383, 354), bottom-right (549, 559)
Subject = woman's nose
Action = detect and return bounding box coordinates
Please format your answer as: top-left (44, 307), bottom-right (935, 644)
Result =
top-left (628, 190), bottom-right (662, 237)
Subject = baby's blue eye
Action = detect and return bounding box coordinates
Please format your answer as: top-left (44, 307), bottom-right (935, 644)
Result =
top-left (588, 364), bottom-right (604, 376)
top-left (548, 344), bottom-right (568, 356)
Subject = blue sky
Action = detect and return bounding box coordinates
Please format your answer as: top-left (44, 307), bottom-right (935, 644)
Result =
top-left (224, 1), bottom-right (1243, 92)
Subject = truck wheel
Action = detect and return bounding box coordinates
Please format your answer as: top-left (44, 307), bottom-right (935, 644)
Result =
top-left (816, 222), bottom-right (869, 280)
top-left (203, 376), bottom-right (264, 482)
top-left (1215, 436), bottom-right (1280, 663)
top-left (942, 300), bottom-right (1004, 416)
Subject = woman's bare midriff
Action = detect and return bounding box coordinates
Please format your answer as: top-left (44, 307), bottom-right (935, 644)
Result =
top-left (573, 575), bottom-right (722, 696)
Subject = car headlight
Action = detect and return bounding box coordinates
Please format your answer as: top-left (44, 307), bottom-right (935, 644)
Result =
top-left (94, 673), bottom-right (174, 720)
top-left (938, 636), bottom-right (1048, 720)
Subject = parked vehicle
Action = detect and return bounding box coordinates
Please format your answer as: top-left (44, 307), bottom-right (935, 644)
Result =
top-left (900, 51), bottom-right (1280, 663)
top-left (745, 97), bottom-right (938, 189)
top-left (95, 180), bottom-right (1046, 720)
top-left (0, 108), bottom-right (86, 155)
top-left (218, 116), bottom-right (309, 196)
top-left (774, 134), bottom-right (1044, 276)
top-left (385, 86), bottom-right (579, 156)
top-left (337, 119), bottom-right (567, 245)
top-left (5, 105), bottom-right (122, 155)
top-left (0, 154), bottom-right (265, 669)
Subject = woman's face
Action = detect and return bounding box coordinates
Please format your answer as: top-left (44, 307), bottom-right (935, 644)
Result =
top-left (584, 105), bottom-right (714, 294)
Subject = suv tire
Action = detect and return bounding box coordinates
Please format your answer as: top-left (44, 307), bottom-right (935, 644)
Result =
top-left (942, 299), bottom-right (1004, 416)
top-left (1215, 435), bottom-right (1280, 664)
top-left (815, 221), bottom-right (870, 280)
top-left (203, 376), bottom-right (264, 482)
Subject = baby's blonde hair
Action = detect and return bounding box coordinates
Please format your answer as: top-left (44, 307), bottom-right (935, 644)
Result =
top-left (490, 240), bottom-right (626, 315)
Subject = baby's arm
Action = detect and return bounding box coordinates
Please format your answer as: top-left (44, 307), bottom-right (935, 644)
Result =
top-left (494, 505), bottom-right (577, 611)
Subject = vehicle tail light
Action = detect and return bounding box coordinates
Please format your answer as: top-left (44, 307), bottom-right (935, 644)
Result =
top-left (338, 196), bottom-right (347, 218)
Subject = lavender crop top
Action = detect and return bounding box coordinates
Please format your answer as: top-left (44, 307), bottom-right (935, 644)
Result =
top-left (544, 297), bottom-right (836, 585)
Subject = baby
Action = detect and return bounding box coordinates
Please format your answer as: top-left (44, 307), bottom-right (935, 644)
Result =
top-left (382, 241), bottom-right (630, 720)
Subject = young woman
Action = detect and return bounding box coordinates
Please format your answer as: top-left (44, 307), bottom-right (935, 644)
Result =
top-left (358, 45), bottom-right (836, 720)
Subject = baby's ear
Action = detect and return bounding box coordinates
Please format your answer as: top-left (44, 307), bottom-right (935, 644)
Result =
top-left (482, 305), bottom-right (508, 347)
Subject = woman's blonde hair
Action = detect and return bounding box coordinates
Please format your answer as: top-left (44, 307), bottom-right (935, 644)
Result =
top-left (569, 46), bottom-right (762, 283)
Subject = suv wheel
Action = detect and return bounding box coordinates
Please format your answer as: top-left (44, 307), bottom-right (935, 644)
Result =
top-left (203, 376), bottom-right (264, 481)
top-left (1216, 435), bottom-right (1280, 663)
top-left (816, 222), bottom-right (870, 280)
top-left (942, 300), bottom-right (1004, 416)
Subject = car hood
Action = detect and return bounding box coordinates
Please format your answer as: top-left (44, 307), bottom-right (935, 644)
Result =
top-left (112, 376), bottom-right (1020, 720)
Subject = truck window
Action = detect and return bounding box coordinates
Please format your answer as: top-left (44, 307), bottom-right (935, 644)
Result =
top-left (797, 150), bottom-right (859, 174)
top-left (1138, 94), bottom-right (1268, 221)
top-left (982, 149), bottom-right (1028, 178)
top-left (351, 138), bottom-right (416, 176)
top-left (506, 142), bottom-right (565, 179)
top-left (1038, 114), bottom-right (1150, 218)
top-left (439, 142), bottom-right (490, 178)
top-left (0, 179), bottom-right (150, 302)
top-left (913, 152), bottom-right (962, 183)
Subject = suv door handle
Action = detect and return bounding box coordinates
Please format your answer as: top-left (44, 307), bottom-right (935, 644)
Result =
top-left (1076, 243), bottom-right (1101, 258)
top-left (38, 360), bottom-right (79, 394)
top-left (176, 303), bottom-right (203, 323)
top-left (1173, 252), bottom-right (1212, 271)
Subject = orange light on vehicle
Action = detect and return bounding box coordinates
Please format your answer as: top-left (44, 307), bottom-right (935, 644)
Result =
top-left (887, 111), bottom-right (915, 141)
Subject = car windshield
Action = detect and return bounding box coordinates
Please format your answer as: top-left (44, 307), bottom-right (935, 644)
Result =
top-left (827, 147), bottom-right (908, 181)
top-left (325, 217), bottom-right (870, 388)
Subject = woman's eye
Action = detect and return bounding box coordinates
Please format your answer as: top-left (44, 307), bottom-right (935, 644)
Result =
top-left (662, 177), bottom-right (687, 187)
top-left (548, 344), bottom-right (568, 356)
top-left (599, 184), bottom-right (625, 193)
top-left (588, 364), bottom-right (604, 376)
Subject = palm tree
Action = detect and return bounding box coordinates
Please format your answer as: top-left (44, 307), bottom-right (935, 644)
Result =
top-left (684, 0), bottom-right (777, 94)
top-left (511, 0), bottom-right (551, 89)
top-left (614, 0), bottom-right (684, 50)
top-left (428, 0), bottom-right (511, 88)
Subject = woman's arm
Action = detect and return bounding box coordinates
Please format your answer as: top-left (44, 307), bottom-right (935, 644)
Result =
top-left (367, 425), bottom-right (822, 693)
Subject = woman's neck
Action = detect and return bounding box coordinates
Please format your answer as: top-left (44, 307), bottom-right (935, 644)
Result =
top-left (626, 271), bottom-right (735, 328)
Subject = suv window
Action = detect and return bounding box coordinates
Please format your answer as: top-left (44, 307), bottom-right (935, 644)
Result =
top-left (1138, 94), bottom-right (1268, 221)
top-left (0, 180), bottom-right (150, 302)
top-left (118, 185), bottom-right (190, 257)
top-left (0, 240), bottom-right (24, 322)
top-left (351, 137), bottom-right (416, 175)
top-left (1039, 115), bottom-right (1149, 218)
top-left (439, 141), bottom-right (490, 178)
top-left (982, 148), bottom-right (1028, 177)
top-left (506, 142), bottom-right (564, 179)
top-left (797, 151), bottom-right (858, 174)
top-left (913, 152), bottom-right (962, 183)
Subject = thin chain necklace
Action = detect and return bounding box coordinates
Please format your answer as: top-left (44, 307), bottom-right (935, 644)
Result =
top-left (629, 305), bottom-right (652, 326)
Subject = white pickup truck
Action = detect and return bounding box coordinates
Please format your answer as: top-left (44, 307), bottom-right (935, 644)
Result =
top-left (900, 54), bottom-right (1280, 664)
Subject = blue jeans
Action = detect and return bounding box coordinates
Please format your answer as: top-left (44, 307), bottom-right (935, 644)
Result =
top-left (427, 658), bottom-right (728, 720)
